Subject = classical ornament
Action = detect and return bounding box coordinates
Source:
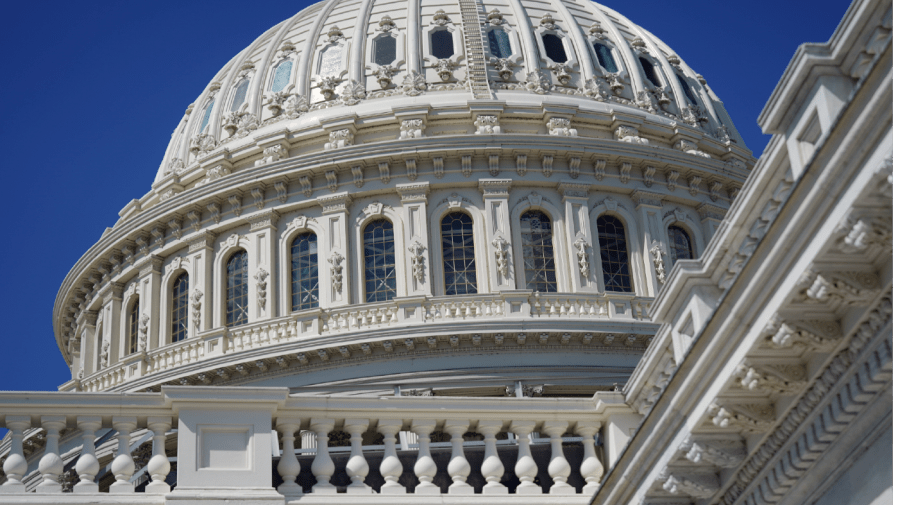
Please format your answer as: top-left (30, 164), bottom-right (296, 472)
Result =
top-left (516, 155), bottom-right (527, 176)
top-left (341, 79), bottom-right (366, 105)
top-left (688, 176), bottom-right (702, 196)
top-left (408, 241), bottom-right (426, 283)
top-left (579, 76), bottom-right (610, 100)
top-left (378, 162), bottom-right (391, 183)
top-left (630, 36), bottom-right (648, 53)
top-left (525, 71), bottom-right (549, 94)
top-left (708, 402), bottom-right (774, 432)
top-left (324, 129), bottom-right (354, 150)
top-left (568, 157), bottom-right (580, 178)
top-left (643, 166), bottom-right (656, 187)
top-left (540, 13), bottom-right (558, 29)
top-left (401, 70), bottom-right (427, 96)
top-left (399, 119), bottom-right (425, 139)
top-left (254, 268), bottom-right (269, 309)
top-left (475, 115), bottom-right (501, 134)
top-left (432, 9), bottom-right (450, 25)
top-left (709, 181), bottom-right (723, 201)
top-left (650, 241), bottom-right (666, 285)
top-left (435, 59), bottom-right (455, 81)
top-left (679, 438), bottom-right (746, 468)
top-left (674, 139), bottom-right (711, 158)
top-left (619, 162), bottom-right (632, 184)
top-left (805, 270), bottom-right (879, 305)
top-left (374, 65), bottom-right (397, 89)
top-left (189, 133), bottom-right (217, 157)
top-left (549, 63), bottom-right (573, 85)
top-left (486, 9), bottom-right (504, 25)
top-left (351, 166), bottom-right (364, 187)
top-left (254, 144), bottom-right (285, 166)
top-left (547, 117), bottom-right (577, 136)
top-left (377, 15), bottom-right (396, 32)
top-left (681, 104), bottom-right (709, 128)
top-left (165, 158), bottom-right (184, 176)
top-left (283, 94), bottom-right (310, 118)
top-left (588, 22), bottom-right (606, 39)
top-left (542, 155), bottom-right (553, 177)
top-left (835, 214), bottom-right (892, 253)
top-left (318, 75), bottom-right (341, 101)
top-left (326, 170), bottom-right (338, 191)
top-left (461, 155), bottom-right (472, 177)
top-left (667, 171), bottom-right (680, 192)
top-left (733, 362), bottom-right (807, 395)
top-left (433, 157), bottom-right (444, 178)
top-left (716, 125), bottom-right (733, 143)
top-left (764, 315), bottom-right (841, 351)
top-left (615, 125), bottom-right (649, 145)
top-left (491, 57), bottom-right (514, 80)
top-left (326, 25), bottom-right (344, 43)
top-left (264, 83), bottom-right (295, 116)
top-left (594, 159), bottom-right (606, 180)
top-left (492, 237), bottom-right (509, 277)
top-left (221, 103), bottom-right (259, 138)
top-left (99, 341), bottom-right (109, 367)
top-left (574, 238), bottom-right (590, 277)
top-left (190, 290), bottom-right (203, 328)
top-left (138, 313), bottom-right (149, 352)
top-left (661, 471), bottom-right (719, 499)
top-left (328, 252), bottom-right (344, 293)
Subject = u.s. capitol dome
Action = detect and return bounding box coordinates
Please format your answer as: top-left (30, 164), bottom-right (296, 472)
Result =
top-left (53, 0), bottom-right (754, 396)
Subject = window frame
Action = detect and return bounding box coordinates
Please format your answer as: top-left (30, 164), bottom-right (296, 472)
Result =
top-left (224, 249), bottom-right (250, 328)
top-left (170, 271), bottom-right (190, 343)
top-left (533, 20), bottom-right (579, 80)
top-left (439, 211), bottom-right (479, 296)
top-left (361, 218), bottom-right (399, 303)
top-left (517, 209), bottom-right (560, 293)
top-left (422, 15), bottom-right (465, 73)
top-left (593, 212), bottom-right (637, 294)
top-left (289, 231), bottom-right (320, 312)
top-left (667, 224), bottom-right (695, 263)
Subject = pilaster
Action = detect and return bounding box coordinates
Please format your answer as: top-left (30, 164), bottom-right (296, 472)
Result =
top-left (245, 210), bottom-right (279, 323)
top-left (696, 203), bottom-right (727, 242)
top-left (187, 231), bottom-right (216, 334)
top-left (99, 283), bottom-right (123, 365)
top-left (558, 183), bottom-right (597, 293)
top-left (317, 192), bottom-right (353, 307)
top-left (631, 190), bottom-right (665, 296)
top-left (479, 179), bottom-right (515, 291)
top-left (137, 255), bottom-right (164, 351)
top-left (396, 182), bottom-right (432, 296)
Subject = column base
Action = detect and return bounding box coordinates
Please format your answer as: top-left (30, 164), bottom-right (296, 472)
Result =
top-left (311, 483), bottom-right (337, 494)
top-left (74, 483), bottom-right (100, 494)
top-left (482, 483), bottom-right (509, 494)
top-left (167, 488), bottom-right (285, 505)
top-left (0, 483), bottom-right (26, 494)
top-left (448, 483), bottom-right (474, 494)
top-left (550, 483), bottom-right (576, 495)
top-left (144, 481), bottom-right (172, 494)
top-left (415, 483), bottom-right (441, 495)
top-left (109, 482), bottom-right (136, 494)
top-left (380, 484), bottom-right (407, 495)
top-left (345, 485), bottom-right (373, 494)
top-left (516, 482), bottom-right (542, 494)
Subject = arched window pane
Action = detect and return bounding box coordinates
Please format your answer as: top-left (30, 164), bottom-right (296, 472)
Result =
top-left (676, 74), bottom-right (698, 105)
top-left (364, 220), bottom-right (397, 302)
top-left (639, 57), bottom-right (661, 87)
top-left (128, 298), bottom-right (139, 355)
top-left (319, 44), bottom-right (343, 77)
top-left (441, 212), bottom-right (477, 295)
top-left (431, 30), bottom-right (454, 59)
top-left (271, 60), bottom-right (293, 92)
top-left (291, 232), bottom-right (319, 311)
top-left (521, 210), bottom-right (558, 293)
top-left (199, 100), bottom-right (214, 133)
top-left (488, 30), bottom-right (512, 58)
top-left (373, 36), bottom-right (397, 66)
top-left (596, 215), bottom-right (632, 292)
top-left (594, 43), bottom-right (618, 73)
top-left (226, 251), bottom-right (249, 327)
top-left (667, 225), bottom-right (694, 262)
top-left (542, 34), bottom-right (567, 63)
top-left (171, 272), bottom-right (189, 343)
top-left (230, 80), bottom-right (249, 112)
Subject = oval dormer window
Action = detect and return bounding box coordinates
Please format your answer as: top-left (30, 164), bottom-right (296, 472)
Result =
top-left (270, 60), bottom-right (293, 92)
top-left (488, 30), bottom-right (512, 58)
top-left (431, 30), bottom-right (453, 59)
top-left (639, 57), bottom-right (662, 87)
top-left (593, 43), bottom-right (618, 73)
top-left (230, 79), bottom-right (249, 112)
top-left (373, 36), bottom-right (397, 66)
top-left (542, 34), bottom-right (567, 63)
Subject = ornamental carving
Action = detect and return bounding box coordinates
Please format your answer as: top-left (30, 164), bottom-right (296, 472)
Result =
top-left (408, 241), bottom-right (426, 283)
top-left (100, 341), bottom-right (109, 367)
top-left (340, 79), bottom-right (366, 105)
top-left (650, 241), bottom-right (666, 284)
top-left (399, 119), bottom-right (425, 139)
top-left (328, 252), bottom-right (344, 293)
top-left (138, 313), bottom-right (149, 352)
top-left (318, 75), bottom-right (341, 101)
top-left (264, 83), bottom-right (295, 116)
top-left (283, 94), bottom-right (310, 118)
top-left (547, 117), bottom-right (577, 137)
top-left (679, 438), bottom-right (746, 468)
top-left (254, 144), bottom-right (285, 167)
top-left (189, 133), bottom-right (217, 157)
top-left (675, 139), bottom-right (711, 158)
top-left (574, 237), bottom-right (590, 278)
top-left (630, 36), bottom-right (648, 53)
top-left (492, 237), bottom-right (509, 277)
top-left (549, 63), bottom-right (573, 85)
top-left (221, 104), bottom-right (259, 139)
top-left (733, 362), bottom-right (807, 395)
top-left (432, 9), bottom-right (450, 25)
top-left (615, 126), bottom-right (649, 145)
top-left (681, 104), bottom-right (709, 128)
top-left (377, 15), bottom-right (396, 32)
top-left (324, 129), bottom-right (353, 150)
top-left (491, 57), bottom-right (514, 80)
top-left (525, 71), bottom-right (549, 94)
top-left (475, 115), bottom-right (501, 134)
top-left (401, 70), bottom-right (427, 96)
top-left (588, 22), bottom-right (606, 39)
top-left (374, 65), bottom-right (397, 89)
top-left (435, 59), bottom-right (455, 81)
top-left (540, 13), bottom-right (558, 29)
top-left (326, 25), bottom-right (344, 43)
top-left (579, 76), bottom-right (610, 101)
top-left (667, 171), bottom-right (680, 192)
top-left (254, 268), bottom-right (269, 309)
top-left (805, 270), bottom-right (879, 305)
top-left (190, 290), bottom-right (203, 328)
top-left (486, 9), bottom-right (504, 25)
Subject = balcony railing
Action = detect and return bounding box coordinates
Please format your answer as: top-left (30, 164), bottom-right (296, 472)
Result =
top-left (0, 387), bottom-right (633, 503)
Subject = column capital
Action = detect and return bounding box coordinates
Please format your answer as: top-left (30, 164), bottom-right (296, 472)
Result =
top-left (187, 231), bottom-right (216, 253)
top-left (557, 182), bottom-right (590, 199)
top-left (396, 182), bottom-right (431, 203)
top-left (245, 209), bottom-right (280, 231)
top-left (478, 179), bottom-right (513, 199)
top-left (697, 202), bottom-right (728, 221)
top-left (137, 255), bottom-right (164, 277)
top-left (631, 189), bottom-right (665, 208)
top-left (317, 192), bottom-right (353, 214)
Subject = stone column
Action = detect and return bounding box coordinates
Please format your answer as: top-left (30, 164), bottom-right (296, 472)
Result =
top-left (310, 418), bottom-right (336, 493)
top-left (575, 421), bottom-right (604, 494)
top-left (411, 419), bottom-right (439, 494)
top-left (444, 419), bottom-right (473, 494)
top-left (631, 190), bottom-right (666, 296)
top-left (697, 203), bottom-right (727, 245)
top-left (76, 311), bottom-right (99, 376)
top-left (317, 192), bottom-right (353, 307)
top-left (187, 231), bottom-right (216, 335)
top-left (479, 179), bottom-right (516, 291)
top-left (558, 183), bottom-right (598, 293)
top-left (396, 182), bottom-right (432, 296)
top-left (137, 255), bottom-right (163, 351)
top-left (245, 210), bottom-right (279, 322)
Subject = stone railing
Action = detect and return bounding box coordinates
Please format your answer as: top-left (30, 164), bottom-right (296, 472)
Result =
top-left (0, 387), bottom-right (636, 504)
top-left (75, 292), bottom-right (654, 392)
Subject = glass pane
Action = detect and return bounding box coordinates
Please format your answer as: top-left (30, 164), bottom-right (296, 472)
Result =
top-left (373, 36), bottom-right (397, 66)
top-left (319, 44), bottom-right (343, 77)
top-left (667, 225), bottom-right (694, 262)
top-left (271, 60), bottom-right (293, 92)
top-left (676, 74), bottom-right (698, 105)
top-left (128, 298), bottom-right (140, 354)
top-left (171, 272), bottom-right (189, 343)
top-left (542, 34), bottom-right (567, 63)
top-left (363, 220), bottom-right (397, 302)
top-left (596, 215), bottom-right (632, 292)
top-left (199, 100), bottom-right (214, 132)
top-left (594, 43), bottom-right (618, 73)
top-left (640, 57), bottom-right (661, 87)
top-left (291, 232), bottom-right (320, 311)
top-left (230, 80), bottom-right (249, 112)
top-left (488, 30), bottom-right (512, 58)
top-left (441, 212), bottom-right (478, 295)
top-left (520, 211), bottom-right (558, 293)
top-left (431, 30), bottom-right (454, 59)
top-left (226, 251), bottom-right (249, 327)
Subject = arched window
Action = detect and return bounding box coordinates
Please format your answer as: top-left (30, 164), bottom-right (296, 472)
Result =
top-left (431, 30), bottom-right (454, 59)
top-left (199, 100), bottom-right (214, 133)
top-left (593, 43), bottom-right (618, 73)
top-left (542, 34), bottom-right (567, 63)
top-left (271, 60), bottom-right (293, 92)
top-left (520, 210), bottom-right (558, 293)
top-left (667, 225), bottom-right (694, 262)
top-left (127, 298), bottom-right (139, 355)
top-left (226, 251), bottom-right (249, 327)
top-left (441, 212), bottom-right (477, 295)
top-left (487, 30), bottom-right (512, 58)
top-left (291, 232), bottom-right (319, 311)
top-left (373, 36), bottom-right (397, 66)
top-left (171, 272), bottom-right (189, 343)
top-left (230, 79), bottom-right (249, 112)
top-left (676, 74), bottom-right (698, 105)
top-left (639, 57), bottom-right (662, 87)
top-left (364, 220), bottom-right (397, 302)
top-left (596, 215), bottom-right (632, 292)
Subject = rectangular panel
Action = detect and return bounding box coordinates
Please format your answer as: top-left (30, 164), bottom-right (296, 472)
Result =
top-left (198, 426), bottom-right (252, 470)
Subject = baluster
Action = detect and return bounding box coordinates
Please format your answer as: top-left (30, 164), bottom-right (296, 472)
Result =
top-left (310, 418), bottom-right (336, 493)
top-left (465, 301), bottom-right (473, 318)
top-left (390, 306), bottom-right (399, 323)
top-left (73, 416), bottom-right (102, 493)
top-left (377, 420), bottom-right (405, 494)
top-left (443, 420), bottom-right (473, 494)
top-left (411, 420), bottom-right (439, 494)
top-left (276, 418), bottom-right (302, 496)
top-left (145, 417), bottom-right (172, 494)
top-left (109, 416), bottom-right (137, 493)
top-left (474, 300), bottom-right (483, 317)
top-left (0, 416), bottom-right (30, 493)
top-left (575, 422), bottom-right (603, 494)
top-left (36, 416), bottom-right (66, 493)
top-left (483, 299), bottom-right (492, 316)
top-left (477, 420), bottom-right (507, 494)
top-left (344, 419), bottom-right (372, 494)
top-left (510, 421), bottom-right (539, 494)
top-left (542, 421), bottom-right (574, 494)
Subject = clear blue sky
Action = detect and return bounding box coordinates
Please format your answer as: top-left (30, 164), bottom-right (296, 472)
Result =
top-left (0, 0), bottom-right (850, 393)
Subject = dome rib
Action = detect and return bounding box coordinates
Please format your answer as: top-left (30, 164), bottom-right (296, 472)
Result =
top-left (350, 0), bottom-right (379, 83)
top-left (633, 23), bottom-right (688, 110)
top-left (406, 0), bottom-right (422, 74)
top-left (581, 2), bottom-right (646, 96)
top-left (546, 0), bottom-right (595, 79)
top-left (505, 0), bottom-right (540, 72)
